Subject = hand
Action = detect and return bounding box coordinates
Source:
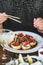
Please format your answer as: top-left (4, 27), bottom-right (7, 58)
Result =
top-left (33, 18), bottom-right (43, 31)
top-left (0, 12), bottom-right (8, 24)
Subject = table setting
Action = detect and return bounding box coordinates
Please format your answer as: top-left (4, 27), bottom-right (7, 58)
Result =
top-left (0, 29), bottom-right (43, 65)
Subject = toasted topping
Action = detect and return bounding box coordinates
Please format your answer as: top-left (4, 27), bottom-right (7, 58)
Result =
top-left (24, 41), bottom-right (30, 46)
top-left (13, 42), bottom-right (19, 46)
top-left (18, 33), bottom-right (23, 37)
top-left (19, 36), bottom-right (27, 42)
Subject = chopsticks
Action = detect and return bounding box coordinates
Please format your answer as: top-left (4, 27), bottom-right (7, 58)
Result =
top-left (8, 15), bottom-right (20, 19)
top-left (8, 15), bottom-right (21, 23)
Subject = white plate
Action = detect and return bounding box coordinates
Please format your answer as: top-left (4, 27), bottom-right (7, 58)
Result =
top-left (4, 31), bottom-right (43, 53)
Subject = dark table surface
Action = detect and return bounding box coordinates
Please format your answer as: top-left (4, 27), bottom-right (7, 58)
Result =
top-left (0, 45), bottom-right (38, 65)
top-left (0, 45), bottom-right (38, 58)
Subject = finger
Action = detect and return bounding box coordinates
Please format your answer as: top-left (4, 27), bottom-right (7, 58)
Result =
top-left (36, 18), bottom-right (42, 21)
top-left (37, 20), bottom-right (43, 27)
top-left (3, 12), bottom-right (8, 17)
top-left (0, 16), bottom-right (8, 24)
top-left (38, 26), bottom-right (43, 31)
top-left (34, 18), bottom-right (43, 27)
top-left (34, 24), bottom-right (39, 28)
top-left (33, 20), bottom-right (39, 28)
top-left (33, 18), bottom-right (37, 22)
top-left (34, 18), bottom-right (42, 24)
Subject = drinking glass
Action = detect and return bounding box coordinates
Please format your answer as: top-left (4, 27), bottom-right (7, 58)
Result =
top-left (0, 29), bottom-right (12, 64)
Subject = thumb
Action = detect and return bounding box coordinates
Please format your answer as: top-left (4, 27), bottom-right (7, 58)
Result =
top-left (33, 18), bottom-right (37, 22)
top-left (33, 18), bottom-right (37, 28)
top-left (33, 18), bottom-right (37, 25)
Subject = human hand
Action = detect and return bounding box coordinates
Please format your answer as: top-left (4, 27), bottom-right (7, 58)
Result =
top-left (33, 18), bottom-right (43, 31)
top-left (0, 12), bottom-right (8, 24)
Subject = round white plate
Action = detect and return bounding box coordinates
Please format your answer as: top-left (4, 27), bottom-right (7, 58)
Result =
top-left (4, 31), bottom-right (43, 53)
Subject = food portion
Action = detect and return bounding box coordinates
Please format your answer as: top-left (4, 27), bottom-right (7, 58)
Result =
top-left (14, 54), bottom-right (42, 65)
top-left (18, 54), bottom-right (36, 65)
top-left (19, 54), bottom-right (24, 64)
top-left (8, 33), bottom-right (37, 50)
top-left (27, 55), bottom-right (33, 64)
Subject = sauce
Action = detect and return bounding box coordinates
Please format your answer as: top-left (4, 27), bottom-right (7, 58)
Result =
top-left (40, 51), bottom-right (43, 55)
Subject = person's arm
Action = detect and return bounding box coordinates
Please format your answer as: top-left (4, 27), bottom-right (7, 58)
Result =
top-left (0, 24), bottom-right (3, 29)
top-left (0, 12), bottom-right (8, 29)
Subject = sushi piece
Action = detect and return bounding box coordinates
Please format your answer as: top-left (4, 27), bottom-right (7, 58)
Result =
top-left (27, 55), bottom-right (33, 64)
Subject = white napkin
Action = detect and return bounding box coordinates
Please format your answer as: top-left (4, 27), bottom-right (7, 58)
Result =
top-left (0, 33), bottom-right (14, 44)
top-left (19, 62), bottom-right (29, 65)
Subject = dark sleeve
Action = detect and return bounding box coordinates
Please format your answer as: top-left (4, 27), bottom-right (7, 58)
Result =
top-left (39, 0), bottom-right (43, 18)
top-left (3, 19), bottom-right (14, 30)
top-left (0, 0), bottom-right (4, 12)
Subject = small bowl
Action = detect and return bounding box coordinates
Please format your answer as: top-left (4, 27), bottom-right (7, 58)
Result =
top-left (38, 48), bottom-right (43, 62)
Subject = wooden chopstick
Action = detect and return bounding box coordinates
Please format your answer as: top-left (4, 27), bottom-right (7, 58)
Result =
top-left (8, 15), bottom-right (20, 19)
top-left (8, 17), bottom-right (21, 23)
